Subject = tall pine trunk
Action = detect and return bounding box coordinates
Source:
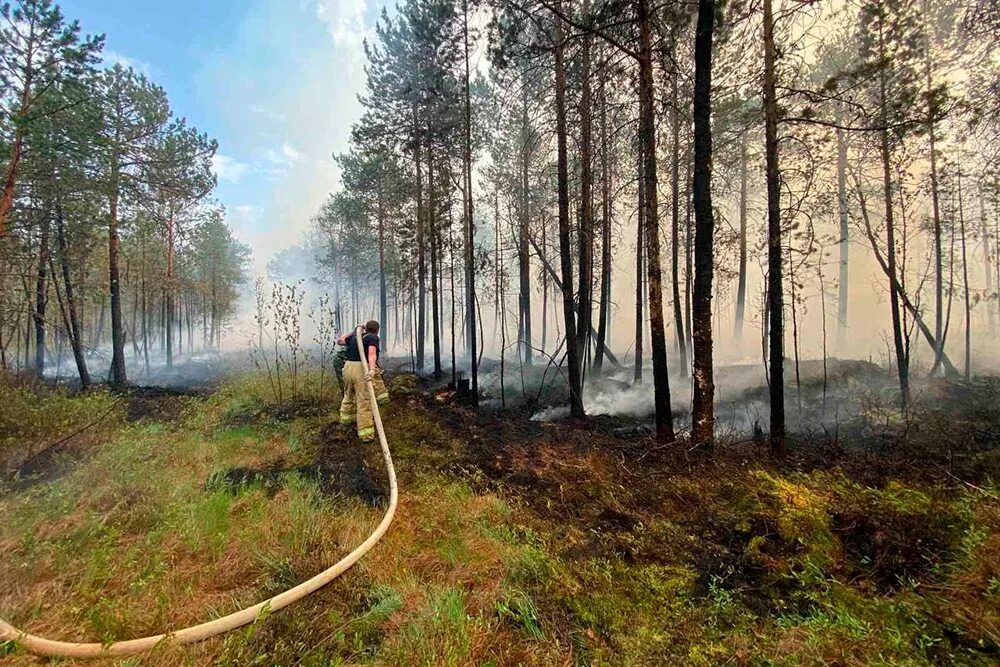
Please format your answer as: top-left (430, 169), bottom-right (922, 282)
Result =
top-left (957, 167), bottom-right (971, 380)
top-left (166, 207), bottom-right (175, 368)
top-left (463, 0), bottom-right (479, 405)
top-left (836, 126), bottom-right (849, 350)
top-left (576, 0), bottom-right (594, 375)
top-left (670, 35), bottom-right (688, 371)
top-left (878, 19), bottom-right (910, 408)
top-left (429, 149), bottom-right (442, 379)
top-left (594, 72), bottom-right (612, 375)
top-left (378, 174), bottom-right (389, 354)
top-left (55, 204), bottom-right (90, 388)
top-left (519, 73), bottom-right (533, 366)
top-left (764, 0), bottom-right (785, 455)
top-left (691, 0), bottom-right (716, 447)
top-left (638, 0), bottom-right (675, 441)
top-left (634, 148), bottom-right (645, 383)
top-left (109, 156), bottom-right (127, 387)
top-left (34, 210), bottom-right (51, 375)
top-left (553, 2), bottom-right (583, 417)
top-left (414, 107), bottom-right (426, 372)
top-left (734, 135), bottom-right (748, 342)
top-left (981, 184), bottom-right (995, 334)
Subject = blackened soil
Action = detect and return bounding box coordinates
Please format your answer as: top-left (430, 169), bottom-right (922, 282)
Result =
top-left (124, 385), bottom-right (210, 422)
top-left (206, 421), bottom-right (385, 506)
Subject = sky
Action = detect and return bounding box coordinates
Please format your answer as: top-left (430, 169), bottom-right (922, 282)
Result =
top-left (60, 0), bottom-right (389, 271)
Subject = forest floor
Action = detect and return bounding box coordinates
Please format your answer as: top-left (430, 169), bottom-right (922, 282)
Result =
top-left (1, 360), bottom-right (999, 666)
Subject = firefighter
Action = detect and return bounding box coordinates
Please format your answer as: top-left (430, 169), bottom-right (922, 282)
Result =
top-left (337, 321), bottom-right (389, 441)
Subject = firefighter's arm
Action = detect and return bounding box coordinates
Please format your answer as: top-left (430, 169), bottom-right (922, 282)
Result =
top-left (336, 333), bottom-right (349, 346)
top-left (366, 346), bottom-right (378, 378)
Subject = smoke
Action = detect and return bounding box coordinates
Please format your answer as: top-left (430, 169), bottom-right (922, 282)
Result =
top-left (516, 357), bottom-right (891, 440)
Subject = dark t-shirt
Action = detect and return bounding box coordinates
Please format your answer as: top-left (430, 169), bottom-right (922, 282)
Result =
top-left (344, 332), bottom-right (380, 363)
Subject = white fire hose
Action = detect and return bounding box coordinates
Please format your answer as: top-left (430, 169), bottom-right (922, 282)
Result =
top-left (0, 327), bottom-right (397, 659)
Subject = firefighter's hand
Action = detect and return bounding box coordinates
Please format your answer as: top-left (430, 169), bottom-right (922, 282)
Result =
top-left (364, 371), bottom-right (374, 382)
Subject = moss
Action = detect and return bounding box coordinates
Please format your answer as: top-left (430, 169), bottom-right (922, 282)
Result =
top-left (746, 471), bottom-right (840, 573)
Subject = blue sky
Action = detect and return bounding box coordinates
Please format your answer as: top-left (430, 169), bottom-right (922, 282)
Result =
top-left (60, 0), bottom-right (388, 270)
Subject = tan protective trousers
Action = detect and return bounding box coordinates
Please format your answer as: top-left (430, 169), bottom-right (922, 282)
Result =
top-left (339, 361), bottom-right (389, 440)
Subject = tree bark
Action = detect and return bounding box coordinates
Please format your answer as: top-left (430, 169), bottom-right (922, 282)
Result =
top-left (691, 0), bottom-right (716, 447)
top-left (878, 18), bottom-right (910, 407)
top-left (34, 209), bottom-right (51, 375)
top-left (981, 184), bottom-right (995, 334)
top-left (635, 146), bottom-right (645, 383)
top-left (553, 3), bottom-right (583, 416)
top-left (165, 206), bottom-right (175, 368)
top-left (670, 34), bottom-right (688, 371)
top-left (594, 72), bottom-right (612, 375)
top-left (734, 135), bottom-right (748, 341)
top-left (836, 126), bottom-right (849, 351)
top-left (429, 148), bottom-right (442, 379)
top-left (957, 167), bottom-right (971, 380)
top-left (378, 171), bottom-right (389, 353)
top-left (764, 0), bottom-right (785, 455)
top-left (109, 154), bottom-right (127, 387)
top-left (414, 104), bottom-right (426, 372)
top-left (639, 0), bottom-right (675, 441)
top-left (576, 0), bottom-right (595, 376)
top-left (463, 0), bottom-right (479, 405)
top-left (55, 204), bottom-right (90, 388)
top-left (519, 72), bottom-right (534, 367)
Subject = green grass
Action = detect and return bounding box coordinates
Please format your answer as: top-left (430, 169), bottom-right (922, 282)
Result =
top-left (1, 372), bottom-right (999, 666)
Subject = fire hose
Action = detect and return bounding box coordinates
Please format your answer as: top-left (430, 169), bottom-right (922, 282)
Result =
top-left (0, 326), bottom-right (397, 659)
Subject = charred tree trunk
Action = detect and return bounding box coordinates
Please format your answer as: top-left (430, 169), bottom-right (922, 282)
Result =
top-left (878, 20), bottom-right (910, 408)
top-left (691, 0), bottom-right (716, 448)
top-left (519, 73), bottom-right (534, 367)
top-left (764, 0), bottom-right (785, 455)
top-left (553, 3), bottom-right (583, 417)
top-left (55, 204), bottom-right (90, 388)
top-left (34, 209), bottom-right (51, 375)
top-left (165, 207), bottom-right (175, 368)
top-left (429, 151), bottom-right (442, 379)
top-left (635, 145), bottom-right (645, 383)
top-left (670, 35), bottom-right (688, 373)
top-left (594, 72), bottom-right (612, 375)
top-left (109, 157), bottom-right (127, 387)
top-left (463, 0), bottom-right (479, 405)
top-left (639, 0), bottom-right (675, 441)
top-left (414, 114), bottom-right (427, 373)
top-left (378, 172), bottom-right (389, 354)
top-left (576, 0), bottom-right (595, 376)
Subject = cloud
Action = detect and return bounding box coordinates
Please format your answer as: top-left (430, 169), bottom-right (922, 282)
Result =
top-left (250, 105), bottom-right (286, 122)
top-left (226, 204), bottom-right (261, 236)
top-left (211, 154), bottom-right (249, 183)
top-left (257, 141), bottom-right (303, 179)
top-left (281, 142), bottom-right (302, 163)
top-left (102, 50), bottom-right (153, 77)
top-left (315, 0), bottom-right (368, 47)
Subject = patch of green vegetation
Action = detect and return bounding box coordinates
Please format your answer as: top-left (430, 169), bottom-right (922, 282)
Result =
top-left (2, 372), bottom-right (999, 667)
top-left (384, 586), bottom-right (475, 666)
top-left (0, 382), bottom-right (122, 466)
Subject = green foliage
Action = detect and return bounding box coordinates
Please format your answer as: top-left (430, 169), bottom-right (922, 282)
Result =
top-left (0, 381), bottom-right (121, 467)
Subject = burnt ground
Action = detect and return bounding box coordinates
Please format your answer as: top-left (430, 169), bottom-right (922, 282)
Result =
top-left (375, 375), bottom-right (1000, 627)
top-left (6, 362), bottom-right (999, 661)
top-left (206, 420), bottom-right (384, 506)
